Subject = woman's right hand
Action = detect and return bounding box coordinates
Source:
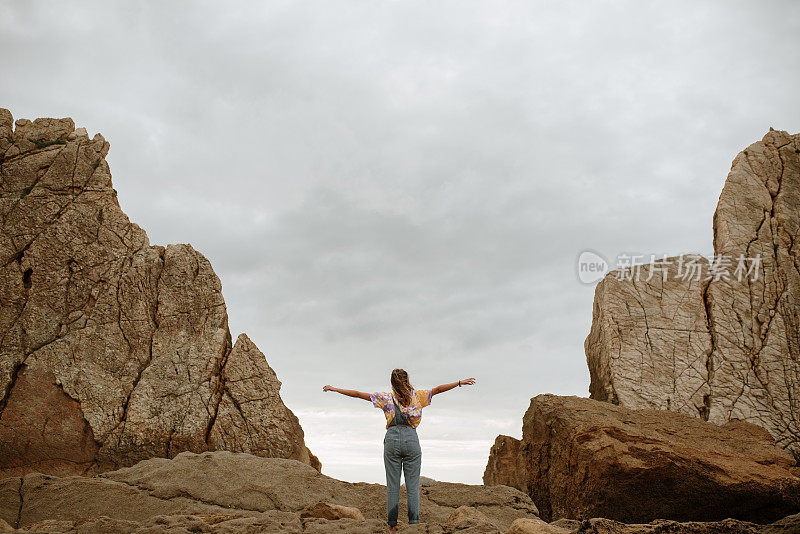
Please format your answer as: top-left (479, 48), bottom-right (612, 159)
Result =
top-left (460, 378), bottom-right (476, 386)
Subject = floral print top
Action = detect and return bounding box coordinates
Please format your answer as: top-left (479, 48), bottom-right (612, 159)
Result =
top-left (370, 389), bottom-right (432, 429)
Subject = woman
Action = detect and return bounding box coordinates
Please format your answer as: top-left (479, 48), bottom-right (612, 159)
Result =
top-left (323, 369), bottom-right (476, 531)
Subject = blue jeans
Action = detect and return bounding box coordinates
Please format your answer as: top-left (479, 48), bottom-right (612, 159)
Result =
top-left (383, 425), bottom-right (422, 527)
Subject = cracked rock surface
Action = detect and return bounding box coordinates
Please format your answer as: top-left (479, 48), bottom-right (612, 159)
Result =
top-left (585, 129), bottom-right (800, 460)
top-left (0, 109), bottom-right (319, 476)
top-left (482, 395), bottom-right (800, 524)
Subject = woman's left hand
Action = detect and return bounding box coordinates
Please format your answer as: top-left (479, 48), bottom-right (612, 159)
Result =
top-left (323, 385), bottom-right (336, 392)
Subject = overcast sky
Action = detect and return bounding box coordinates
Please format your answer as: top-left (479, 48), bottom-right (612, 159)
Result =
top-left (2, 1), bottom-right (799, 484)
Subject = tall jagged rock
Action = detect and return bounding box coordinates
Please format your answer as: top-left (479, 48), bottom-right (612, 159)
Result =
top-left (0, 109), bottom-right (319, 476)
top-left (585, 129), bottom-right (800, 459)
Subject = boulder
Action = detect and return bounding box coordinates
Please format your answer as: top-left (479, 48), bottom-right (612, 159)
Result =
top-left (0, 109), bottom-right (318, 476)
top-left (586, 130), bottom-right (800, 460)
top-left (0, 451), bottom-right (539, 531)
top-left (483, 395), bottom-right (800, 524)
top-left (585, 255), bottom-right (711, 414)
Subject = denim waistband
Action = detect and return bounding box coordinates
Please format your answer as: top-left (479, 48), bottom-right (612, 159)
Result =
top-left (385, 425), bottom-right (417, 436)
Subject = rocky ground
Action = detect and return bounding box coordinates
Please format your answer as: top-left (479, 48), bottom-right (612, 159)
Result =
top-left (0, 451), bottom-right (797, 533)
top-left (0, 451), bottom-right (539, 533)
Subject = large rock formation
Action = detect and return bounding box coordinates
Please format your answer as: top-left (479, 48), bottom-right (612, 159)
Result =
top-left (482, 395), bottom-right (800, 524)
top-left (0, 109), bottom-right (318, 476)
top-left (586, 129), bottom-right (800, 459)
top-left (0, 451), bottom-right (540, 532)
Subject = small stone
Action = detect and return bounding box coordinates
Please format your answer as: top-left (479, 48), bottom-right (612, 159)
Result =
top-left (300, 502), bottom-right (365, 521)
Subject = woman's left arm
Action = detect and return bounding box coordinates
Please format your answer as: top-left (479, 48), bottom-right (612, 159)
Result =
top-left (323, 385), bottom-right (371, 401)
top-left (431, 378), bottom-right (476, 396)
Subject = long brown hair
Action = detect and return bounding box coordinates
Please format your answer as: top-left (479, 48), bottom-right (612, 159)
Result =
top-left (391, 368), bottom-right (413, 407)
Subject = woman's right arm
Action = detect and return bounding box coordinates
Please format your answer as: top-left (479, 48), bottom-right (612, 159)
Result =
top-left (323, 385), bottom-right (371, 401)
top-left (432, 378), bottom-right (476, 396)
